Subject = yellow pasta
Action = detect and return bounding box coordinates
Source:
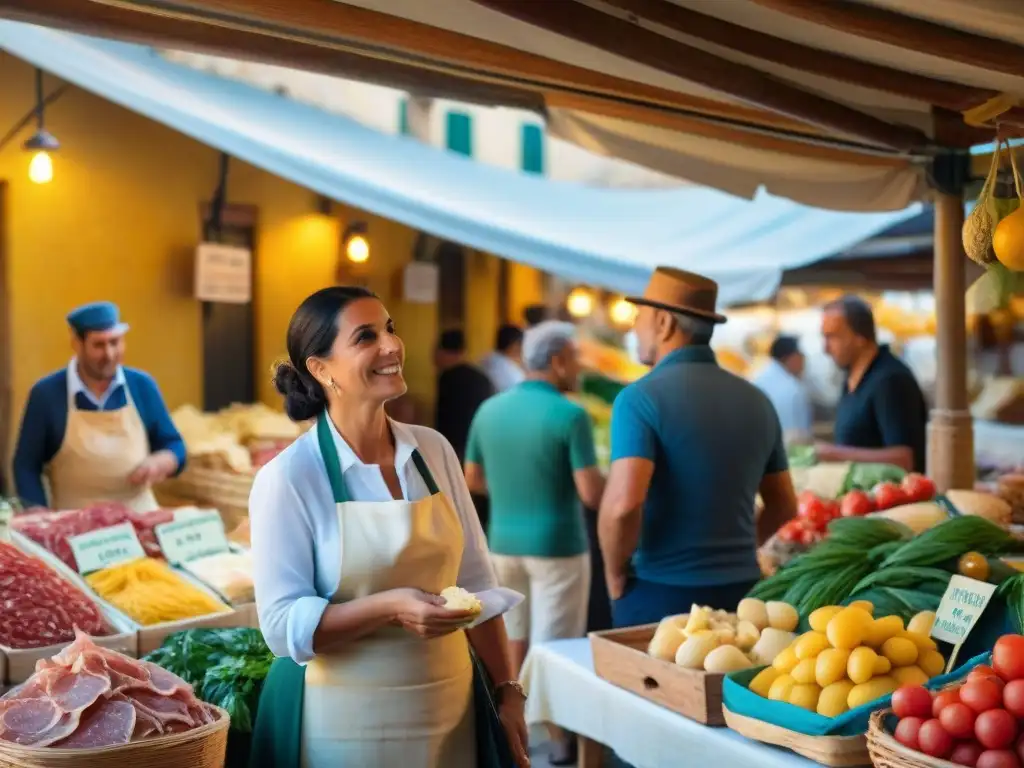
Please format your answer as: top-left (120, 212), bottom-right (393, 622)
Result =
top-left (86, 557), bottom-right (229, 626)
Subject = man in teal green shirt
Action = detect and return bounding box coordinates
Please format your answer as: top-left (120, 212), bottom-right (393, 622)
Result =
top-left (465, 321), bottom-right (604, 766)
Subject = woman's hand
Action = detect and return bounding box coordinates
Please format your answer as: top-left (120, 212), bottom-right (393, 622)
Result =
top-left (387, 588), bottom-right (477, 639)
top-left (498, 688), bottom-right (530, 768)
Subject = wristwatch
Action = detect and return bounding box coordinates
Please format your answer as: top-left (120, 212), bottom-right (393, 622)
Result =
top-left (494, 680), bottom-right (527, 702)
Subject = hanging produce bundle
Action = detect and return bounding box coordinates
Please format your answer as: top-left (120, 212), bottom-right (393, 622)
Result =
top-left (0, 630), bottom-right (220, 748)
top-left (964, 138), bottom-right (1024, 271)
top-left (85, 557), bottom-right (230, 626)
top-left (144, 628), bottom-right (273, 733)
top-left (0, 541), bottom-right (110, 649)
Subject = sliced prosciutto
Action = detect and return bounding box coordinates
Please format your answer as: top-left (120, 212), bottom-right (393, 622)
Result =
top-left (53, 698), bottom-right (135, 748)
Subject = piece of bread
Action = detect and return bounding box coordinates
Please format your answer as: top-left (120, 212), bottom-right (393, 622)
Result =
top-left (440, 586), bottom-right (483, 615)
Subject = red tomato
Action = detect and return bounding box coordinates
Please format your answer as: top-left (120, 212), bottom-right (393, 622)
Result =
top-left (935, 689), bottom-right (963, 717)
top-left (777, 520), bottom-right (802, 543)
top-left (977, 750), bottom-right (1022, 768)
top-left (941, 702), bottom-right (979, 739)
top-left (1016, 732), bottom-right (1024, 766)
top-left (840, 490), bottom-right (874, 518)
top-left (972, 667), bottom-right (1008, 690)
top-left (873, 481), bottom-right (908, 511)
top-left (994, 636), bottom-right (1024, 682)
top-left (902, 472), bottom-right (937, 503)
top-left (895, 717), bottom-right (924, 750)
top-left (1013, 685), bottom-right (1024, 721)
top-left (893, 686), bottom-right (936, 719)
top-left (799, 528), bottom-right (818, 546)
top-left (798, 494), bottom-right (830, 531)
top-left (951, 742), bottom-right (984, 767)
top-left (976, 709), bottom-right (1019, 750)
top-left (919, 719), bottom-right (955, 758)
top-left (963, 680), bottom-right (1005, 714)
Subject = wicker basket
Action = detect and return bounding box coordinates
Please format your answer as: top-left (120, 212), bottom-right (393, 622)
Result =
top-left (866, 710), bottom-right (958, 768)
top-left (156, 465), bottom-right (254, 531)
top-left (722, 705), bottom-right (870, 766)
top-left (0, 705), bottom-right (229, 768)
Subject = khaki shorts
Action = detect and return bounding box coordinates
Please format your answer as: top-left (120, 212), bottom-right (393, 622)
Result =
top-left (491, 552), bottom-right (591, 644)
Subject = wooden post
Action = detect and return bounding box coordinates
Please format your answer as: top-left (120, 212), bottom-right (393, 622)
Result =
top-left (927, 187), bottom-right (975, 491)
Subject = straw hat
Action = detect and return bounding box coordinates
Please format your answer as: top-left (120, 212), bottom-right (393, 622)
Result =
top-left (625, 267), bottom-right (727, 324)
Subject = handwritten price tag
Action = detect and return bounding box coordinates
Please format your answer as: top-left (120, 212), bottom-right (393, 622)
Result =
top-left (932, 574), bottom-right (997, 672)
top-left (155, 511), bottom-right (230, 565)
top-left (69, 523), bottom-right (146, 574)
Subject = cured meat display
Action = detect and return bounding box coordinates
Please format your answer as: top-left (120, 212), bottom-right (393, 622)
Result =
top-left (0, 631), bottom-right (220, 748)
top-left (0, 542), bottom-right (109, 649)
top-left (12, 504), bottom-right (176, 571)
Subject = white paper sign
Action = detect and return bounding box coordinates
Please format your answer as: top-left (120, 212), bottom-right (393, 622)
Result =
top-left (195, 242), bottom-right (251, 304)
top-left (931, 574), bottom-right (997, 645)
top-left (69, 522), bottom-right (146, 574)
top-left (402, 262), bottom-right (439, 303)
top-left (155, 511), bottom-right (231, 565)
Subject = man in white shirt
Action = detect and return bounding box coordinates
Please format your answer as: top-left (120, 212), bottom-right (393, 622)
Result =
top-left (480, 324), bottom-right (525, 393)
top-left (753, 335), bottom-right (814, 439)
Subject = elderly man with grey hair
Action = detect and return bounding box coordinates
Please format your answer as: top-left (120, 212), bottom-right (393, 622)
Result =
top-left (464, 320), bottom-right (604, 766)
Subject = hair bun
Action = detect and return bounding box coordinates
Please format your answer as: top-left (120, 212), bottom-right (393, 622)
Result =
top-left (273, 362), bottom-right (326, 421)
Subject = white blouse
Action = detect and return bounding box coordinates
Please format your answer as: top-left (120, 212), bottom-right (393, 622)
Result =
top-left (249, 418), bottom-right (498, 664)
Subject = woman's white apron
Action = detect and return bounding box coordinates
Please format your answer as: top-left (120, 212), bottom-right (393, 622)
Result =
top-left (46, 379), bottom-right (158, 512)
top-left (300, 419), bottom-right (476, 766)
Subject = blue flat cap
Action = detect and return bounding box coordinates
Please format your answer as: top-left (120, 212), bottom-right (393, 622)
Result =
top-left (66, 301), bottom-right (129, 335)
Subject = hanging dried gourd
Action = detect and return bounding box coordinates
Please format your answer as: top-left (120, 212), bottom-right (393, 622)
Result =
top-left (992, 142), bottom-right (1024, 272)
top-left (963, 140), bottom-right (1013, 265)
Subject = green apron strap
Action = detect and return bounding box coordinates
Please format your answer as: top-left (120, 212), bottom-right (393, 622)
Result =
top-left (249, 655), bottom-right (306, 768)
top-left (316, 412), bottom-right (350, 503)
top-left (410, 449), bottom-right (441, 495)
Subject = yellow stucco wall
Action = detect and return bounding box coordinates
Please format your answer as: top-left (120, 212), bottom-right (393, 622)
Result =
top-left (0, 54), bottom-right (543, 462)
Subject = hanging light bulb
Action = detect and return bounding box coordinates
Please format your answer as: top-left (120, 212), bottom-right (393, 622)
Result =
top-left (346, 233), bottom-right (370, 263)
top-left (566, 288), bottom-right (594, 318)
top-left (608, 297), bottom-right (637, 326)
top-left (28, 150), bottom-right (53, 184)
top-left (23, 69), bottom-right (59, 185)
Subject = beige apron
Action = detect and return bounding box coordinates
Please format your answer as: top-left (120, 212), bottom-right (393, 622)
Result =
top-left (301, 419), bottom-right (476, 767)
top-left (46, 377), bottom-right (159, 512)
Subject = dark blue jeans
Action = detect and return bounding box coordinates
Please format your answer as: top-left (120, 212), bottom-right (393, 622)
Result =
top-left (611, 578), bottom-right (758, 628)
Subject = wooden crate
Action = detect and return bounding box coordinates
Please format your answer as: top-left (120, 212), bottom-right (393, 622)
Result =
top-left (589, 623), bottom-right (725, 726)
top-left (156, 465), bottom-right (253, 531)
top-left (723, 706), bottom-right (870, 767)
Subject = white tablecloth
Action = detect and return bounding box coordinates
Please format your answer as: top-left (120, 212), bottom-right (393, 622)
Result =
top-left (520, 638), bottom-right (818, 768)
top-left (975, 419), bottom-right (1024, 469)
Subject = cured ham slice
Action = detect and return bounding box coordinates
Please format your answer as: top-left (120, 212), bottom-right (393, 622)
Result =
top-left (139, 661), bottom-right (191, 696)
top-left (46, 668), bottom-right (111, 713)
top-left (0, 699), bottom-right (62, 744)
top-left (53, 699), bottom-right (135, 749)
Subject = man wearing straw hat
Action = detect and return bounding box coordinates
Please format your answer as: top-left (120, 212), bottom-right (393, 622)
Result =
top-left (598, 268), bottom-right (798, 627)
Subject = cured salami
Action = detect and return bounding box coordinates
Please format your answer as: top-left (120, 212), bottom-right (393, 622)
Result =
top-left (0, 631), bottom-right (220, 750)
top-left (0, 542), bottom-right (108, 649)
top-left (12, 504), bottom-right (176, 570)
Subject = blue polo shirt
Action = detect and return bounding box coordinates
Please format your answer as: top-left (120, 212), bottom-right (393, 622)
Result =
top-left (610, 346), bottom-right (787, 587)
top-left (466, 380), bottom-right (598, 558)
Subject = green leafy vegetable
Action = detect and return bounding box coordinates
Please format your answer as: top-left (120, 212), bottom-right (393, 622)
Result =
top-left (881, 516), bottom-right (1024, 569)
top-left (787, 445), bottom-right (817, 469)
top-left (144, 627), bottom-right (273, 733)
top-left (841, 463), bottom-right (906, 494)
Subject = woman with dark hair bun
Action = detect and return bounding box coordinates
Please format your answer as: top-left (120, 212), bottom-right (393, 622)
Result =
top-left (249, 287), bottom-right (528, 768)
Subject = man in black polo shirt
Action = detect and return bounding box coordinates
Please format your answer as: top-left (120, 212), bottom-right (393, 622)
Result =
top-left (816, 295), bottom-right (928, 472)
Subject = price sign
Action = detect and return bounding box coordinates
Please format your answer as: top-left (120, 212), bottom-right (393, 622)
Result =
top-left (69, 523), bottom-right (146, 574)
top-left (931, 574), bottom-right (997, 672)
top-left (155, 511), bottom-right (230, 565)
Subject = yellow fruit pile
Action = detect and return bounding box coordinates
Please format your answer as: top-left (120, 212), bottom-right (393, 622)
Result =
top-left (748, 602), bottom-right (945, 717)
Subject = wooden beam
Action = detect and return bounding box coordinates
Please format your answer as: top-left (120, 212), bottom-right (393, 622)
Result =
top-left (749, 0), bottom-right (1024, 79)
top-left (472, 0), bottom-right (929, 151)
top-left (602, 0), bottom-right (992, 112)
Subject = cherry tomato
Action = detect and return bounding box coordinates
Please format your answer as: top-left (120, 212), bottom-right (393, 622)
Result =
top-left (951, 741), bottom-right (984, 767)
top-left (919, 718), bottom-right (955, 758)
top-left (798, 494), bottom-right (830, 531)
top-left (963, 680), bottom-right (1005, 714)
top-left (902, 473), bottom-right (937, 503)
top-left (873, 481), bottom-right (908, 511)
top-left (977, 750), bottom-right (1022, 768)
top-left (1016, 732), bottom-right (1024, 766)
top-left (895, 717), bottom-right (924, 750)
top-left (799, 527), bottom-right (817, 546)
top-left (893, 686), bottom-right (935, 719)
top-left (994, 636), bottom-right (1024, 682)
top-left (777, 520), bottom-right (802, 543)
top-left (935, 689), bottom-right (963, 717)
top-left (961, 553), bottom-right (994, 584)
top-left (840, 490), bottom-right (874, 517)
top-left (940, 702), bottom-right (978, 739)
top-left (976, 709), bottom-right (1018, 750)
top-left (824, 500), bottom-right (841, 520)
top-left (971, 666), bottom-right (1007, 690)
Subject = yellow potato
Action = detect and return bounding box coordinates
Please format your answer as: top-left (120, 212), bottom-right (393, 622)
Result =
top-left (768, 674), bottom-right (796, 702)
top-left (874, 656), bottom-right (893, 676)
top-left (892, 666), bottom-right (930, 687)
top-left (816, 648), bottom-right (851, 688)
top-left (864, 616), bottom-right (905, 649)
top-left (809, 606), bottom-right (844, 633)
top-left (919, 650), bottom-right (946, 678)
top-left (847, 647), bottom-right (880, 685)
top-left (795, 631), bottom-right (831, 660)
top-left (827, 607), bottom-right (873, 650)
top-left (902, 630), bottom-right (938, 654)
top-left (847, 600), bottom-right (874, 616)
top-left (787, 683), bottom-right (822, 712)
top-left (818, 680), bottom-right (855, 718)
top-left (772, 646), bottom-right (799, 674)
top-left (882, 637), bottom-right (919, 668)
top-left (847, 676), bottom-right (898, 709)
top-left (749, 667), bottom-right (781, 698)
top-left (908, 611), bottom-right (936, 635)
top-left (792, 658), bottom-right (818, 685)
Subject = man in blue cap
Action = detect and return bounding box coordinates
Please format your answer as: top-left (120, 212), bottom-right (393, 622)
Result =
top-left (13, 301), bottom-right (186, 510)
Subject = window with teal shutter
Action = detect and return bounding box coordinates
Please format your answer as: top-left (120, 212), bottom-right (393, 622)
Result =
top-left (521, 124), bottom-right (544, 174)
top-left (398, 99), bottom-right (410, 136)
top-left (446, 111), bottom-right (473, 157)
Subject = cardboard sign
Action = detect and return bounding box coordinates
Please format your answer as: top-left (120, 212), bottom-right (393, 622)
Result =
top-left (194, 243), bottom-right (252, 304)
top-left (931, 574), bottom-right (997, 662)
top-left (69, 523), bottom-right (146, 574)
top-left (155, 511), bottom-right (230, 565)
